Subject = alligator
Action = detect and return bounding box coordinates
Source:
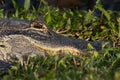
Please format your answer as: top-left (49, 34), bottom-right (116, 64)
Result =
top-left (0, 18), bottom-right (109, 73)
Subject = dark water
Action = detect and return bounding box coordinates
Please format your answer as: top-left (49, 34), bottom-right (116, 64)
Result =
top-left (0, 0), bottom-right (120, 17)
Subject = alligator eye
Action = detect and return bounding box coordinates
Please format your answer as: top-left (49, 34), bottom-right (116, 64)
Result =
top-left (33, 24), bottom-right (43, 29)
top-left (30, 22), bottom-right (45, 29)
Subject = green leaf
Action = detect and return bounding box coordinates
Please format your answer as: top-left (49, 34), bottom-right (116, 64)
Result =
top-left (92, 51), bottom-right (99, 58)
top-left (24, 0), bottom-right (30, 11)
top-left (95, 0), bottom-right (111, 21)
top-left (87, 43), bottom-right (94, 50)
top-left (66, 18), bottom-right (71, 30)
top-left (117, 18), bottom-right (120, 38)
top-left (63, 12), bottom-right (67, 19)
top-left (46, 7), bottom-right (51, 23)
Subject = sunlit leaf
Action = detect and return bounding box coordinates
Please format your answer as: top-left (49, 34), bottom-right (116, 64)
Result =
top-left (87, 43), bottom-right (94, 50)
top-left (24, 0), bottom-right (30, 11)
top-left (46, 7), bottom-right (51, 23)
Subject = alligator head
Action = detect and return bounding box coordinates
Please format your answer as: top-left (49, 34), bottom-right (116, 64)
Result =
top-left (0, 18), bottom-right (111, 73)
top-left (0, 18), bottom-right (108, 58)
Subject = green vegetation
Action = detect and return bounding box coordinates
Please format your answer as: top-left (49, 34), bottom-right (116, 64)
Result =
top-left (0, 0), bottom-right (120, 80)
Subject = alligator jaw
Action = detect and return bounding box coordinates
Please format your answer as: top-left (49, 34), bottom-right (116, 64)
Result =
top-left (25, 36), bottom-right (81, 55)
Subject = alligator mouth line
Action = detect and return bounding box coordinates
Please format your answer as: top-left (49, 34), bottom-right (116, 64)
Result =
top-left (24, 36), bottom-right (81, 55)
